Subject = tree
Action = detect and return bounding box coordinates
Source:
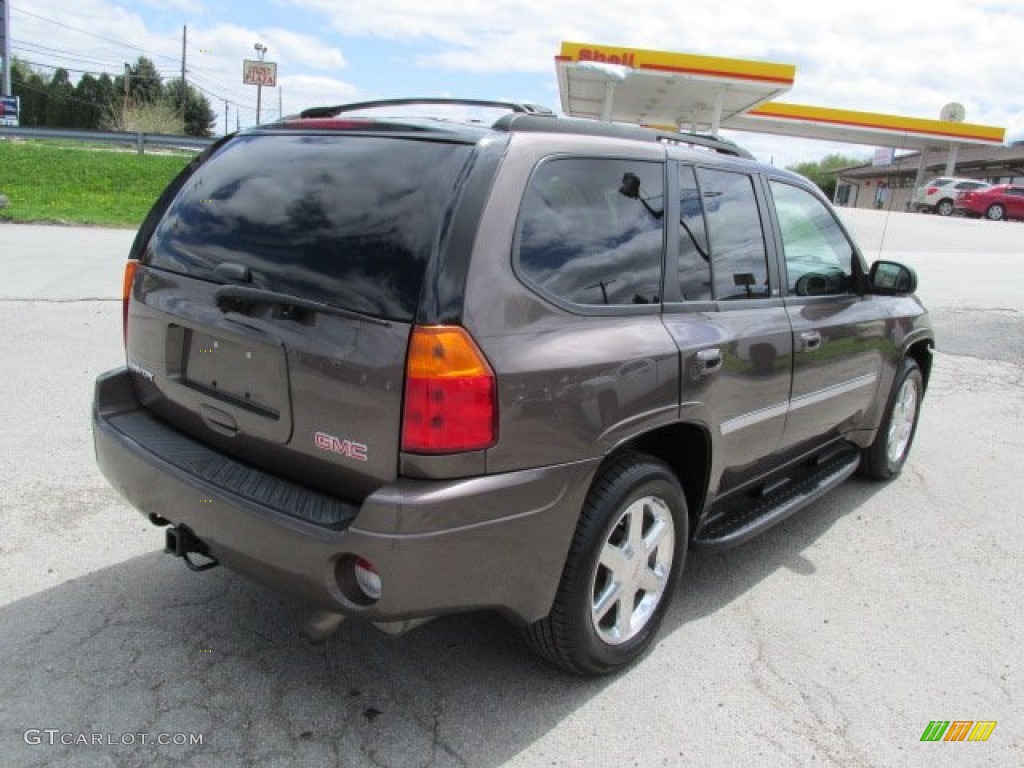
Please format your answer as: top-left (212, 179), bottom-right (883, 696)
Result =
top-left (113, 56), bottom-right (164, 107)
top-left (787, 153), bottom-right (866, 199)
top-left (11, 58), bottom-right (49, 126)
top-left (164, 79), bottom-right (217, 137)
top-left (72, 74), bottom-right (105, 129)
top-left (45, 68), bottom-right (74, 128)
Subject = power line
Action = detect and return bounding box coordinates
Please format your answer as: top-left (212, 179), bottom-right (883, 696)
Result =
top-left (12, 10), bottom-right (271, 127)
top-left (15, 54), bottom-right (260, 119)
top-left (11, 7), bottom-right (181, 65)
top-left (186, 70), bottom-right (258, 110)
top-left (11, 78), bottom-right (110, 111)
top-left (14, 57), bottom-right (169, 82)
top-left (11, 39), bottom-right (126, 69)
top-left (14, 13), bottom-right (260, 115)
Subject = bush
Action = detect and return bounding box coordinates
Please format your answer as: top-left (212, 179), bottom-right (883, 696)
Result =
top-left (102, 101), bottom-right (184, 135)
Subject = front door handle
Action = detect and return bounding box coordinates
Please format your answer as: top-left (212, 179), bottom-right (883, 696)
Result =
top-left (800, 330), bottom-right (822, 350)
top-left (697, 347), bottom-right (723, 375)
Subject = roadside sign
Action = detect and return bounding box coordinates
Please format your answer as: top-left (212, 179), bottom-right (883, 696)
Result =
top-left (1, 95), bottom-right (19, 126)
top-left (243, 60), bottom-right (278, 87)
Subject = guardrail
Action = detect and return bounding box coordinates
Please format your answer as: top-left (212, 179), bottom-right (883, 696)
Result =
top-left (0, 126), bottom-right (216, 154)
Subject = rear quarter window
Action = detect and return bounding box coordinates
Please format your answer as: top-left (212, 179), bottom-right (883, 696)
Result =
top-left (515, 157), bottom-right (665, 308)
top-left (143, 134), bottom-right (475, 322)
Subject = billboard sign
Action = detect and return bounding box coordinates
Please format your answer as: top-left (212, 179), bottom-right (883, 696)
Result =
top-left (1, 95), bottom-right (19, 126)
top-left (243, 60), bottom-right (277, 87)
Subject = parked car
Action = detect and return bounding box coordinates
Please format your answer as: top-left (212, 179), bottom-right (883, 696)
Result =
top-left (954, 183), bottom-right (1024, 221)
top-left (93, 98), bottom-right (934, 675)
top-left (911, 176), bottom-right (989, 215)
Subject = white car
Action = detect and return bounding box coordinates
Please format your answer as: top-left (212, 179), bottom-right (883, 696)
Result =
top-left (911, 177), bottom-right (989, 216)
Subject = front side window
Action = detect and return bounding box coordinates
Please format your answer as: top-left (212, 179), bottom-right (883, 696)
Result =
top-left (696, 168), bottom-right (770, 300)
top-left (516, 158), bottom-right (664, 307)
top-left (769, 180), bottom-right (855, 297)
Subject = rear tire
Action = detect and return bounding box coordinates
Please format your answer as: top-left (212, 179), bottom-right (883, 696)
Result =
top-left (524, 453), bottom-right (688, 675)
top-left (936, 199), bottom-right (954, 216)
top-left (860, 358), bottom-right (923, 481)
top-left (986, 203), bottom-right (1006, 221)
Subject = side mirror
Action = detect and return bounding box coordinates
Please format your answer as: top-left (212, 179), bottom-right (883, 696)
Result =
top-left (868, 260), bottom-right (917, 295)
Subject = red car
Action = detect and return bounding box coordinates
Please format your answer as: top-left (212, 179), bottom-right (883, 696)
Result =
top-left (954, 183), bottom-right (1024, 221)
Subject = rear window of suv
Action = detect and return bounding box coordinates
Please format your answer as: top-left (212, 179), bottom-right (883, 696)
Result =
top-left (143, 134), bottom-right (475, 322)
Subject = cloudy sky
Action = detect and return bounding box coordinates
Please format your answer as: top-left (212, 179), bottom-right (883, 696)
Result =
top-left (9, 0), bottom-right (1023, 166)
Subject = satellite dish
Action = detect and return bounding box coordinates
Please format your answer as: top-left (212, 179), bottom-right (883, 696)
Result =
top-left (940, 102), bottom-right (966, 122)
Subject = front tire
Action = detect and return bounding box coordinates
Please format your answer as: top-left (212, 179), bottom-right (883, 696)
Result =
top-left (524, 453), bottom-right (688, 675)
top-left (860, 358), bottom-right (923, 480)
top-left (986, 203), bottom-right (1006, 221)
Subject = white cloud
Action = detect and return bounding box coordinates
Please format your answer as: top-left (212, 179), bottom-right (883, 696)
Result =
top-left (277, 75), bottom-right (362, 118)
top-left (285, 0), bottom-right (1024, 151)
top-left (140, 0), bottom-right (207, 14)
top-left (12, 0), bottom-right (1022, 153)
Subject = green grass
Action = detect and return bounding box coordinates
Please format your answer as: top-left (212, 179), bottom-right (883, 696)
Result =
top-left (0, 140), bottom-right (194, 228)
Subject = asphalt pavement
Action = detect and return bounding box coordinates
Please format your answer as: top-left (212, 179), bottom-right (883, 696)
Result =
top-left (0, 211), bottom-right (1020, 767)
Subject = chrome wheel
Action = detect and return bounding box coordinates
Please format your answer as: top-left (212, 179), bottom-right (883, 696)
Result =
top-left (986, 204), bottom-right (1005, 221)
top-left (590, 495), bottom-right (675, 646)
top-left (886, 376), bottom-right (919, 465)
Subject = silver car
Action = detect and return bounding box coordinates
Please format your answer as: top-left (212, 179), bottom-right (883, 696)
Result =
top-left (912, 176), bottom-right (989, 215)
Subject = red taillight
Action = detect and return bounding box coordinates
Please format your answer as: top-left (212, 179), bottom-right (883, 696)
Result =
top-left (280, 117), bottom-right (374, 130)
top-left (122, 260), bottom-right (139, 345)
top-left (926, 186), bottom-right (938, 195)
top-left (401, 326), bottom-right (496, 454)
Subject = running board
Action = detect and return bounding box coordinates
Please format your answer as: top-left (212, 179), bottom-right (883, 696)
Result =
top-left (693, 449), bottom-right (861, 550)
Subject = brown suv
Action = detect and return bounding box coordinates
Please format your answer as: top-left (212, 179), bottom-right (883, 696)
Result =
top-left (93, 99), bottom-right (933, 675)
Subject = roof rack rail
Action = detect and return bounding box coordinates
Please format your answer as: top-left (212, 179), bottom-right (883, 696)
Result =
top-left (300, 98), bottom-right (556, 119)
top-left (490, 114), bottom-right (753, 159)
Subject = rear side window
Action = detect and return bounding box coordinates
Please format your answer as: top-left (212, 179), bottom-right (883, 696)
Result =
top-left (696, 167), bottom-right (770, 300)
top-left (516, 158), bottom-right (664, 307)
top-left (143, 134), bottom-right (474, 322)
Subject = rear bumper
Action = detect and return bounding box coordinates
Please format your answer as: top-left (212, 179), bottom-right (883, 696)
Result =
top-left (93, 368), bottom-right (597, 624)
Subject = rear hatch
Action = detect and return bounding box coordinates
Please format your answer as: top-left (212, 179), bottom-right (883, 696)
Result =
top-left (127, 129), bottom-right (477, 502)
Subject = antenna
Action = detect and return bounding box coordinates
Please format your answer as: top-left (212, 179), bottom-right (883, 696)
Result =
top-left (876, 130), bottom-right (910, 260)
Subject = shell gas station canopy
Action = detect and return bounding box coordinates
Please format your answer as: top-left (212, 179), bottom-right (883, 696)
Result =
top-left (555, 42), bottom-right (1005, 155)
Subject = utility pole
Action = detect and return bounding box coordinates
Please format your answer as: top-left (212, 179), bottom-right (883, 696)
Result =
top-left (253, 43), bottom-right (267, 125)
top-left (123, 63), bottom-right (130, 129)
top-left (180, 25), bottom-right (187, 134)
top-left (1, 0), bottom-right (12, 96)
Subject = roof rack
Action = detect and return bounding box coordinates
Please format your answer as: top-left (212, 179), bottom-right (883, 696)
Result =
top-left (300, 98), bottom-right (556, 120)
top-left (492, 114), bottom-right (754, 159)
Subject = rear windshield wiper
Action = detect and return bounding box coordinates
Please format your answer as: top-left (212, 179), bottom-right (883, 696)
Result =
top-left (214, 285), bottom-right (391, 327)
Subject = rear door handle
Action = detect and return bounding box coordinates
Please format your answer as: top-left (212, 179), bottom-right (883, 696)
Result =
top-left (697, 348), bottom-right (722, 374)
top-left (800, 331), bottom-right (822, 350)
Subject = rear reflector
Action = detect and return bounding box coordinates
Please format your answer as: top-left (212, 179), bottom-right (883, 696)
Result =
top-left (354, 557), bottom-right (382, 602)
top-left (122, 260), bottom-right (139, 345)
top-left (402, 326), bottom-right (496, 454)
